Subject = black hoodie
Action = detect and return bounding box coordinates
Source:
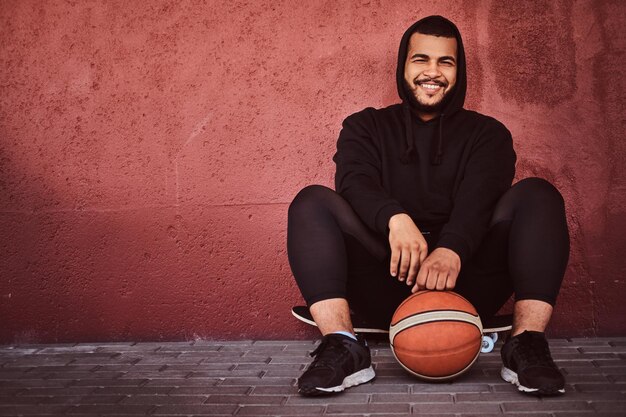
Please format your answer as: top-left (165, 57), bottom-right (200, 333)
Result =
top-left (333, 16), bottom-right (516, 264)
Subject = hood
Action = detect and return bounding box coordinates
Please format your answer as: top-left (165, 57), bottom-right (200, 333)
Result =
top-left (395, 15), bottom-right (467, 164)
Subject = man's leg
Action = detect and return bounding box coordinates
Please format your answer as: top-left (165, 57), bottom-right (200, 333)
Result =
top-left (512, 300), bottom-right (553, 337)
top-left (309, 298), bottom-right (354, 336)
top-left (287, 185), bottom-right (391, 395)
top-left (455, 177), bottom-right (569, 396)
top-left (492, 177), bottom-right (569, 395)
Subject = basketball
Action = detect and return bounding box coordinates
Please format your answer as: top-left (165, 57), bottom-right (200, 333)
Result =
top-left (389, 290), bottom-right (483, 381)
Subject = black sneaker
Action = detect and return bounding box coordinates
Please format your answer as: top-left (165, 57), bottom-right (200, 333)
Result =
top-left (298, 333), bottom-right (375, 396)
top-left (500, 330), bottom-right (565, 396)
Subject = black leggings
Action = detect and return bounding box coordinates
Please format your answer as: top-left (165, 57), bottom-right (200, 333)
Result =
top-left (287, 177), bottom-right (569, 327)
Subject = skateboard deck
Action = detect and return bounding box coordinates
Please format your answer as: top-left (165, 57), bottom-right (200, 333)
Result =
top-left (291, 306), bottom-right (513, 353)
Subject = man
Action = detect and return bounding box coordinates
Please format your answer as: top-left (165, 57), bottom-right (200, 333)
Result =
top-left (287, 16), bottom-right (570, 397)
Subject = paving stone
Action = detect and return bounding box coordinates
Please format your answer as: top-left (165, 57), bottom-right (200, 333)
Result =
top-left (237, 404), bottom-right (324, 415)
top-left (575, 382), bottom-right (626, 392)
top-left (287, 393), bottom-right (369, 404)
top-left (371, 392), bottom-right (452, 402)
top-left (0, 388), bottom-right (26, 396)
top-left (117, 370), bottom-right (192, 379)
top-left (552, 353), bottom-right (618, 360)
top-left (0, 396), bottom-right (51, 404)
top-left (327, 403), bottom-right (411, 414)
top-left (0, 348), bottom-right (40, 355)
top-left (503, 400), bottom-right (593, 412)
top-left (69, 378), bottom-right (148, 387)
top-left (194, 340), bottom-right (254, 346)
top-left (594, 359), bottom-right (626, 367)
top-left (143, 378), bottom-right (220, 387)
top-left (569, 337), bottom-right (616, 344)
top-left (253, 340), bottom-right (313, 346)
top-left (162, 363), bottom-right (234, 371)
top-left (157, 345), bottom-right (221, 352)
top-left (235, 363), bottom-right (303, 371)
top-left (411, 402), bottom-right (501, 414)
top-left (267, 356), bottom-right (309, 364)
top-left (412, 383), bottom-right (491, 393)
top-left (36, 346), bottom-right (102, 354)
top-left (460, 414), bottom-right (550, 417)
top-left (188, 369), bottom-right (262, 378)
top-left (74, 342), bottom-right (135, 347)
top-left (169, 386), bottom-right (250, 395)
top-left (3, 356), bottom-right (75, 367)
top-left (90, 386), bottom-right (174, 395)
top-left (590, 400), bottom-right (626, 412)
top-left (0, 405), bottom-right (70, 414)
top-left (152, 404), bottom-right (239, 414)
top-left (94, 364), bottom-right (165, 372)
top-left (69, 356), bottom-right (139, 365)
top-left (563, 374), bottom-right (612, 383)
top-left (456, 392), bottom-right (541, 402)
top-left (219, 355), bottom-right (271, 364)
top-left (581, 346), bottom-right (626, 353)
top-left (42, 371), bottom-right (126, 380)
top-left (44, 395), bottom-right (125, 405)
top-left (121, 394), bottom-right (208, 404)
top-left (96, 345), bottom-right (161, 353)
top-left (0, 379), bottom-right (71, 388)
top-left (206, 394), bottom-right (285, 404)
top-left (64, 404), bottom-right (155, 414)
top-left (217, 377), bottom-right (296, 386)
top-left (555, 413), bottom-right (626, 417)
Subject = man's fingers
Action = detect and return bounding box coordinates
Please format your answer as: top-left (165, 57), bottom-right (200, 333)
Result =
top-left (406, 245), bottom-right (423, 285)
top-left (425, 270), bottom-right (439, 290)
top-left (389, 247), bottom-right (400, 278)
top-left (415, 265), bottom-right (428, 290)
top-left (398, 248), bottom-right (411, 280)
top-left (445, 273), bottom-right (457, 290)
top-left (435, 274), bottom-right (447, 290)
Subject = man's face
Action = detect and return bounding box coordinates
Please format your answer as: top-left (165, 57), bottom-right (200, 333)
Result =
top-left (403, 33), bottom-right (457, 117)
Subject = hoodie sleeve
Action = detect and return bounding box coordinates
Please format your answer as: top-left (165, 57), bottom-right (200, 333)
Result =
top-left (333, 110), bottom-right (407, 235)
top-left (435, 120), bottom-right (516, 264)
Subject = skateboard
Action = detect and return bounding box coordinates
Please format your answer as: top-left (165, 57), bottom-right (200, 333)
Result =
top-left (291, 306), bottom-right (513, 353)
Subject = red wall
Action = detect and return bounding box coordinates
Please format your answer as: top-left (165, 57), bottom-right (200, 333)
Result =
top-left (0, 0), bottom-right (624, 343)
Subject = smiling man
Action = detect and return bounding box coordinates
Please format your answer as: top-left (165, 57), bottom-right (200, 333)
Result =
top-left (287, 16), bottom-right (570, 396)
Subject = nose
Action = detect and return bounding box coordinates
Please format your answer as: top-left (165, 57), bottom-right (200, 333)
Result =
top-left (423, 61), bottom-right (441, 78)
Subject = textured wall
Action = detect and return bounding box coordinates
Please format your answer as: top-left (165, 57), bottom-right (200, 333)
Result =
top-left (0, 0), bottom-right (624, 343)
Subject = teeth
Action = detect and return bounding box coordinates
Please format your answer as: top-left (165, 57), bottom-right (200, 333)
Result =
top-left (420, 84), bottom-right (440, 90)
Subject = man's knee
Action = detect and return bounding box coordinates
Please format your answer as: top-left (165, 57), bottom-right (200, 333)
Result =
top-left (513, 177), bottom-right (565, 208)
top-left (288, 184), bottom-right (335, 218)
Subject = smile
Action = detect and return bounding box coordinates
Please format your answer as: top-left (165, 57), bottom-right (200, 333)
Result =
top-left (420, 83), bottom-right (441, 90)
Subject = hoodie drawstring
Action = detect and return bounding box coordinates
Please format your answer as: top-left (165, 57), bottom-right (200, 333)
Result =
top-left (401, 104), bottom-right (415, 164)
top-left (401, 105), bottom-right (444, 166)
top-left (433, 113), bottom-right (444, 165)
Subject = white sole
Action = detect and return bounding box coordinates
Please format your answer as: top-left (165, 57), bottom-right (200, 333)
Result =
top-left (500, 366), bottom-right (565, 395)
top-left (315, 366), bottom-right (376, 393)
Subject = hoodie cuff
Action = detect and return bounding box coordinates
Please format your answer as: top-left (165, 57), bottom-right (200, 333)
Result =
top-left (435, 233), bottom-right (470, 265)
top-left (375, 204), bottom-right (407, 235)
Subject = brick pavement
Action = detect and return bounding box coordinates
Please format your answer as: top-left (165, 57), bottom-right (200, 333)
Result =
top-left (0, 337), bottom-right (625, 416)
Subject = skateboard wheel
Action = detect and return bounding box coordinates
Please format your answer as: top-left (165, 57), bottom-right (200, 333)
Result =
top-left (481, 336), bottom-right (495, 353)
top-left (490, 332), bottom-right (499, 344)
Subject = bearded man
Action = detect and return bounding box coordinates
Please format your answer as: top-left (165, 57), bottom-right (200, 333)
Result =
top-left (287, 15), bottom-right (570, 397)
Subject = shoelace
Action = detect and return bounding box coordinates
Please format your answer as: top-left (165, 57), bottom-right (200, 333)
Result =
top-left (309, 336), bottom-right (351, 368)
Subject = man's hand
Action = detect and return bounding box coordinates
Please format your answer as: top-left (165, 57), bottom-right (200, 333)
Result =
top-left (388, 214), bottom-right (428, 283)
top-left (411, 247), bottom-right (461, 292)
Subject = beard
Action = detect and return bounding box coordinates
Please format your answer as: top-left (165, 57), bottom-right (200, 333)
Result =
top-left (404, 79), bottom-right (454, 113)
